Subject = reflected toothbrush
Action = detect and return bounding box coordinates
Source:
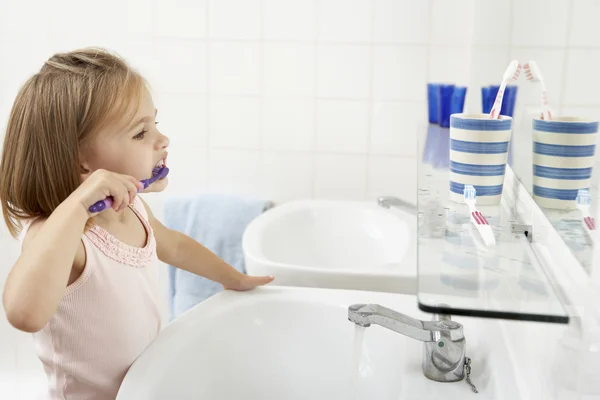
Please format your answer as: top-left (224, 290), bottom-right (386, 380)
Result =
top-left (489, 60), bottom-right (521, 119)
top-left (577, 189), bottom-right (596, 241)
top-left (463, 184), bottom-right (496, 246)
top-left (88, 166), bottom-right (170, 213)
top-left (523, 60), bottom-right (552, 120)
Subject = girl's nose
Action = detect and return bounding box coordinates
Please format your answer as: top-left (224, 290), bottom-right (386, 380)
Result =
top-left (156, 133), bottom-right (169, 150)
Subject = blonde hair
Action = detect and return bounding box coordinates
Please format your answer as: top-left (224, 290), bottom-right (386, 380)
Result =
top-left (0, 47), bottom-right (147, 238)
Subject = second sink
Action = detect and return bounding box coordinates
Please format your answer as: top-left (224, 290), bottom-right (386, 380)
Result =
top-left (242, 199), bottom-right (417, 293)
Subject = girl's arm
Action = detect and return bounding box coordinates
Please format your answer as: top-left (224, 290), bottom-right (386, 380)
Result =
top-left (138, 198), bottom-right (273, 290)
top-left (3, 197), bottom-right (88, 332)
top-left (3, 169), bottom-right (142, 333)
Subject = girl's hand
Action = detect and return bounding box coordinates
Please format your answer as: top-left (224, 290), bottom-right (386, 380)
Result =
top-left (72, 169), bottom-right (143, 216)
top-left (223, 274), bottom-right (274, 291)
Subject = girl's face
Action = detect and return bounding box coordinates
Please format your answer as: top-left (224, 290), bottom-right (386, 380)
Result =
top-left (81, 88), bottom-right (170, 192)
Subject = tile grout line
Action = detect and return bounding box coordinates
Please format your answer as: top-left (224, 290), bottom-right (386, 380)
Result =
top-left (311, 0), bottom-right (319, 199)
top-left (258, 0), bottom-right (265, 194)
top-left (558, 0), bottom-right (575, 115)
top-left (364, 0), bottom-right (376, 201)
top-left (205, 0), bottom-right (211, 189)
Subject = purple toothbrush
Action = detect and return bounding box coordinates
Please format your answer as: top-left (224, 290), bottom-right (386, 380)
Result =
top-left (88, 166), bottom-right (170, 213)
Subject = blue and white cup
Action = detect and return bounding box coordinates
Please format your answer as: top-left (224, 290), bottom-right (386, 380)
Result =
top-left (532, 117), bottom-right (599, 210)
top-left (449, 113), bottom-right (513, 205)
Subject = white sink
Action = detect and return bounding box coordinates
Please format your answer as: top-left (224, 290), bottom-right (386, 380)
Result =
top-left (118, 287), bottom-right (521, 400)
top-left (242, 200), bottom-right (416, 293)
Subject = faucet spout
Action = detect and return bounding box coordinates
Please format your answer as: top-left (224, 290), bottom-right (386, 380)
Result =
top-left (377, 196), bottom-right (416, 215)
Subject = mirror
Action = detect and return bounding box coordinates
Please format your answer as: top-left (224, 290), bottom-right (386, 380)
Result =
top-left (509, 99), bottom-right (599, 274)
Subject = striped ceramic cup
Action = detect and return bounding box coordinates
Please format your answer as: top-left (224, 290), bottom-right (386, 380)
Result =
top-left (449, 113), bottom-right (513, 205)
top-left (532, 117), bottom-right (598, 210)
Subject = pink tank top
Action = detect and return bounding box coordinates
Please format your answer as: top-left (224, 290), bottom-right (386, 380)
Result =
top-left (20, 196), bottom-right (164, 399)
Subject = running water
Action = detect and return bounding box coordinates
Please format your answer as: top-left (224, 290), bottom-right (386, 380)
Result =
top-left (350, 325), bottom-right (366, 399)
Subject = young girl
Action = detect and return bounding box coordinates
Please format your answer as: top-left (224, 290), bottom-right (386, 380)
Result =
top-left (0, 47), bottom-right (273, 399)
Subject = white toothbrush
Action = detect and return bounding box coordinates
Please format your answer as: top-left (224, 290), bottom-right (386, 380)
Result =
top-left (489, 60), bottom-right (522, 119)
top-left (577, 189), bottom-right (597, 241)
top-left (523, 60), bottom-right (552, 121)
top-left (463, 184), bottom-right (496, 246)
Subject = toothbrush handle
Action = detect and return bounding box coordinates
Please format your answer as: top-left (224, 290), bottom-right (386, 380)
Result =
top-left (489, 80), bottom-right (508, 119)
top-left (88, 185), bottom-right (146, 213)
top-left (540, 86), bottom-right (551, 120)
top-left (89, 197), bottom-right (113, 213)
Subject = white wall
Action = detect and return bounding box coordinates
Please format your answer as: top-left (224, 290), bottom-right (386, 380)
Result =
top-left (2, 0), bottom-right (600, 398)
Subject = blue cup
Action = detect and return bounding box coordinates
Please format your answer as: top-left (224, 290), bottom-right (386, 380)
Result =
top-left (438, 84), bottom-right (455, 128)
top-left (427, 83), bottom-right (440, 123)
top-left (481, 86), bottom-right (493, 113)
top-left (450, 86), bottom-right (467, 115)
top-left (500, 85), bottom-right (518, 117)
top-left (481, 85), bottom-right (518, 117)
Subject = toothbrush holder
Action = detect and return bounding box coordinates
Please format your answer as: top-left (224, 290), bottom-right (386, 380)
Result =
top-left (532, 117), bottom-right (599, 210)
top-left (449, 113), bottom-right (513, 205)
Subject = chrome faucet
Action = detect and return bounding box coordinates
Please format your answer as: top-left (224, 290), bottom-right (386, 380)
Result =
top-left (348, 304), bottom-right (466, 383)
top-left (377, 196), bottom-right (416, 215)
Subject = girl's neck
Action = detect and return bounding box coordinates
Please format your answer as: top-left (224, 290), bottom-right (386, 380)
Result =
top-left (93, 206), bottom-right (132, 227)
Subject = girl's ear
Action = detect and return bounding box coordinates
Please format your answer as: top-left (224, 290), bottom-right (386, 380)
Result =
top-left (79, 154), bottom-right (92, 182)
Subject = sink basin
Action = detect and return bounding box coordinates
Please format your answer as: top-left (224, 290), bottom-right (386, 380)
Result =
top-left (242, 200), bottom-right (416, 293)
top-left (118, 287), bottom-right (521, 399)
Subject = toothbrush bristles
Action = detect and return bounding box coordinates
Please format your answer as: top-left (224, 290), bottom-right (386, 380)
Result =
top-left (152, 166), bottom-right (163, 176)
top-left (463, 184), bottom-right (476, 201)
top-left (577, 189), bottom-right (591, 206)
top-left (512, 64), bottom-right (522, 80)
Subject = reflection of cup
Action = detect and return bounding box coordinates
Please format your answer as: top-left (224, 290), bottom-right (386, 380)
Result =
top-left (427, 83), bottom-right (439, 123)
top-left (449, 114), bottom-right (513, 205)
top-left (532, 117), bottom-right (599, 210)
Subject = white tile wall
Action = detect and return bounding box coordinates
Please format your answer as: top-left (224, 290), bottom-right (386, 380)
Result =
top-left (3, 0), bottom-right (600, 396)
top-left (260, 152), bottom-right (314, 201)
top-left (208, 0), bottom-right (261, 40)
top-left (263, 43), bottom-right (315, 97)
top-left (569, 0), bottom-right (600, 47)
top-left (373, 0), bottom-right (430, 44)
top-left (316, 100), bottom-right (370, 153)
top-left (511, 0), bottom-right (571, 47)
top-left (471, 0), bottom-right (511, 46)
top-left (429, 46), bottom-right (472, 85)
top-left (317, 44), bottom-right (371, 99)
top-left (155, 40), bottom-right (207, 93)
top-left (263, 0), bottom-right (317, 41)
top-left (370, 102), bottom-right (423, 156)
top-left (209, 96), bottom-right (260, 148)
top-left (373, 46), bottom-right (428, 101)
top-left (564, 49), bottom-right (600, 106)
top-left (367, 156), bottom-right (417, 204)
top-left (314, 153), bottom-right (367, 200)
top-left (155, 0), bottom-right (207, 39)
top-left (208, 148), bottom-right (260, 195)
top-left (430, 0), bottom-right (474, 45)
top-left (262, 98), bottom-right (315, 151)
top-left (209, 42), bottom-right (261, 95)
top-left (317, 0), bottom-right (373, 43)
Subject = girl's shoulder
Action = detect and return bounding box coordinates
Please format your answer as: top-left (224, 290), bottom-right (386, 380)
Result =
top-left (20, 217), bottom-right (86, 276)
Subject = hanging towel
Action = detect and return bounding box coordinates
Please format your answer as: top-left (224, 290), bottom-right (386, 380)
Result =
top-left (164, 193), bottom-right (272, 321)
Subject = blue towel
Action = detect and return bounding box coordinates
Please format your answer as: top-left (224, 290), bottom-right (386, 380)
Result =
top-left (164, 193), bottom-right (272, 321)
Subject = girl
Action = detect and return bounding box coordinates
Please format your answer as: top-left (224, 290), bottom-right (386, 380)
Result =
top-left (0, 47), bottom-right (273, 399)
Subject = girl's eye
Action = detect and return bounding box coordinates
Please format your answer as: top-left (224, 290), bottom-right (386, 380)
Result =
top-left (133, 130), bottom-right (146, 140)
top-left (155, 121), bottom-right (160, 125)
